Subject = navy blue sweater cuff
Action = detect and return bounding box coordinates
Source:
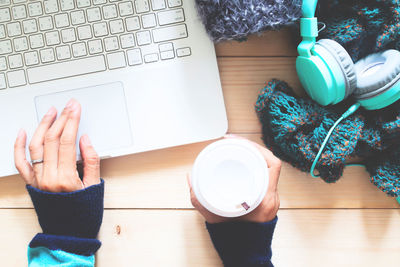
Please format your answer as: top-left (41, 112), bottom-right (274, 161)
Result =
top-left (29, 233), bottom-right (101, 256)
top-left (206, 216), bottom-right (278, 267)
top-left (27, 179), bottom-right (104, 239)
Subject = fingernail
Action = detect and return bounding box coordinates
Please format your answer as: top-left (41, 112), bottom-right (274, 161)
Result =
top-left (17, 129), bottom-right (24, 138)
top-left (82, 134), bottom-right (91, 145)
top-left (65, 99), bottom-right (74, 108)
top-left (66, 99), bottom-right (79, 111)
top-left (45, 106), bottom-right (56, 116)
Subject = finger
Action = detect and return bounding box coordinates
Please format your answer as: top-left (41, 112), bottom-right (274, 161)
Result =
top-left (43, 100), bottom-right (74, 178)
top-left (186, 173), bottom-right (197, 207)
top-left (223, 134), bottom-right (245, 140)
top-left (58, 101), bottom-right (81, 173)
top-left (80, 134), bottom-right (100, 187)
top-left (29, 107), bottom-right (57, 179)
top-left (14, 129), bottom-right (34, 184)
top-left (252, 143), bottom-right (281, 185)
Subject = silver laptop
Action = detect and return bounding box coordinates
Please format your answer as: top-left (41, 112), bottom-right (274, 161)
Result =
top-left (0, 0), bottom-right (227, 177)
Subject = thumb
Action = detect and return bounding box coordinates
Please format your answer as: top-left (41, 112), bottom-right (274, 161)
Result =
top-left (79, 134), bottom-right (100, 187)
top-left (186, 173), bottom-right (197, 207)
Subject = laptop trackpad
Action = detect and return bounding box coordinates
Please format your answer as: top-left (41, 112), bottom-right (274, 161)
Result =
top-left (35, 82), bottom-right (133, 157)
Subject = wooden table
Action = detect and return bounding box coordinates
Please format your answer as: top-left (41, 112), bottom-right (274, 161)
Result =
top-left (1, 31), bottom-right (399, 267)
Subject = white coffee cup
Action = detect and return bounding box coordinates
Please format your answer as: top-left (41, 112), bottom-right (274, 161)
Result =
top-left (191, 138), bottom-right (269, 217)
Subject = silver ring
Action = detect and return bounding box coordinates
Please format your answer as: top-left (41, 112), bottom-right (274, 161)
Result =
top-left (31, 159), bottom-right (44, 165)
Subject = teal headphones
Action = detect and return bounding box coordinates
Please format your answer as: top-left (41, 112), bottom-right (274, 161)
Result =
top-left (296, 0), bottom-right (400, 110)
top-left (296, 0), bottom-right (400, 183)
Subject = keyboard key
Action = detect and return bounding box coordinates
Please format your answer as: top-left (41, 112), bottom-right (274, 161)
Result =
top-left (38, 16), bottom-right (53, 31)
top-left (24, 51), bottom-right (39, 66)
top-left (7, 69), bottom-right (26, 87)
top-left (93, 22), bottom-right (108, 37)
top-left (167, 0), bottom-right (181, 7)
top-left (77, 0), bottom-right (90, 8)
top-left (77, 25), bottom-right (92, 40)
top-left (60, 0), bottom-right (74, 11)
top-left (109, 19), bottom-right (124, 34)
top-left (0, 73), bottom-right (5, 89)
top-left (158, 9), bottom-right (184, 26)
top-left (142, 13), bottom-right (156, 28)
top-left (7, 22), bottom-right (22, 37)
top-left (40, 48), bottom-right (55, 63)
top-left (13, 0), bottom-right (26, 3)
top-left (54, 13), bottom-right (69, 28)
top-left (120, 33), bottom-right (135, 48)
top-left (103, 5), bottom-right (118, 19)
top-left (0, 25), bottom-right (5, 38)
top-left (176, 47), bottom-right (190, 57)
top-left (27, 55), bottom-right (106, 84)
top-left (8, 54), bottom-right (23, 69)
top-left (151, 0), bottom-right (166, 10)
top-left (88, 39), bottom-right (103, 54)
top-left (127, 48), bottom-right (142, 65)
top-left (0, 40), bottom-right (12, 55)
top-left (160, 50), bottom-right (174, 60)
top-left (71, 42), bottom-right (87, 57)
top-left (13, 36), bottom-right (29, 51)
top-left (56, 45), bottom-right (71, 60)
top-left (125, 16), bottom-right (140, 31)
top-left (87, 7), bottom-right (101, 22)
top-left (29, 33), bottom-right (45, 48)
top-left (61, 28), bottom-right (76, 43)
top-left (22, 19), bottom-right (38, 34)
top-left (118, 2), bottom-right (134, 16)
top-left (104, 36), bottom-right (119, 51)
top-left (45, 30), bottom-right (60, 45)
top-left (71, 10), bottom-right (85, 25)
top-left (159, 42), bottom-right (173, 52)
top-left (0, 8), bottom-right (11, 23)
top-left (144, 53), bottom-right (158, 63)
top-left (0, 0), bottom-right (10, 7)
top-left (44, 0), bottom-right (59, 14)
top-left (93, 0), bottom-right (106, 5)
top-left (0, 57), bottom-right (6, 70)
top-left (135, 0), bottom-right (150, 13)
top-left (107, 51), bottom-right (126, 69)
top-left (12, 5), bottom-right (27, 20)
top-left (136, 30), bottom-right (151, 45)
top-left (28, 2), bottom-right (43, 17)
top-left (152, 24), bottom-right (187, 43)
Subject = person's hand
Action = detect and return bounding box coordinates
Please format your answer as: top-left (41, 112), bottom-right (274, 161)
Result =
top-left (188, 135), bottom-right (281, 224)
top-left (14, 99), bottom-right (100, 192)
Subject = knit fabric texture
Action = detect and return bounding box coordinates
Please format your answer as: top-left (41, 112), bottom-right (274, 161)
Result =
top-left (256, 80), bottom-right (400, 197)
top-left (206, 216), bottom-right (278, 267)
top-left (194, 0), bottom-right (302, 42)
top-left (319, 0), bottom-right (400, 62)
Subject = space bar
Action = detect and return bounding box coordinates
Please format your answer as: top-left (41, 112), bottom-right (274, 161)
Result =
top-left (27, 56), bottom-right (106, 84)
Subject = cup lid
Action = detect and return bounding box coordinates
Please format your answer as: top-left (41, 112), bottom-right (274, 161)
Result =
top-left (191, 139), bottom-right (269, 217)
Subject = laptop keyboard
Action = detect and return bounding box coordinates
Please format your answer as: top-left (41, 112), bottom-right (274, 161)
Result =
top-left (0, 0), bottom-right (191, 89)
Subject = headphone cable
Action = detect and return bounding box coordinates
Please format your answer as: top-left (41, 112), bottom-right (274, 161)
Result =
top-left (310, 103), bottom-right (361, 178)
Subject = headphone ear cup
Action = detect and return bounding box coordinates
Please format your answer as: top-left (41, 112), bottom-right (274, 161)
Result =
top-left (354, 50), bottom-right (400, 99)
top-left (316, 39), bottom-right (357, 99)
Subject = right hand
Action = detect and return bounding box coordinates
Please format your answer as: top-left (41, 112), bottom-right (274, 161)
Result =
top-left (188, 136), bottom-right (281, 224)
top-left (14, 99), bottom-right (100, 192)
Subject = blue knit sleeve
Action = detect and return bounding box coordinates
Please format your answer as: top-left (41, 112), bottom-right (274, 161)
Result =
top-left (26, 180), bottom-right (104, 266)
top-left (206, 217), bottom-right (278, 267)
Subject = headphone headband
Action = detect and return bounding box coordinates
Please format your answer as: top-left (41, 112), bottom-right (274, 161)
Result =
top-left (302, 0), bottom-right (318, 18)
top-left (298, 0), bottom-right (318, 57)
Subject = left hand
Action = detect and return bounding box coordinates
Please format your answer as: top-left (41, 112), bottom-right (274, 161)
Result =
top-left (14, 99), bottom-right (100, 192)
top-left (188, 136), bottom-right (281, 224)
